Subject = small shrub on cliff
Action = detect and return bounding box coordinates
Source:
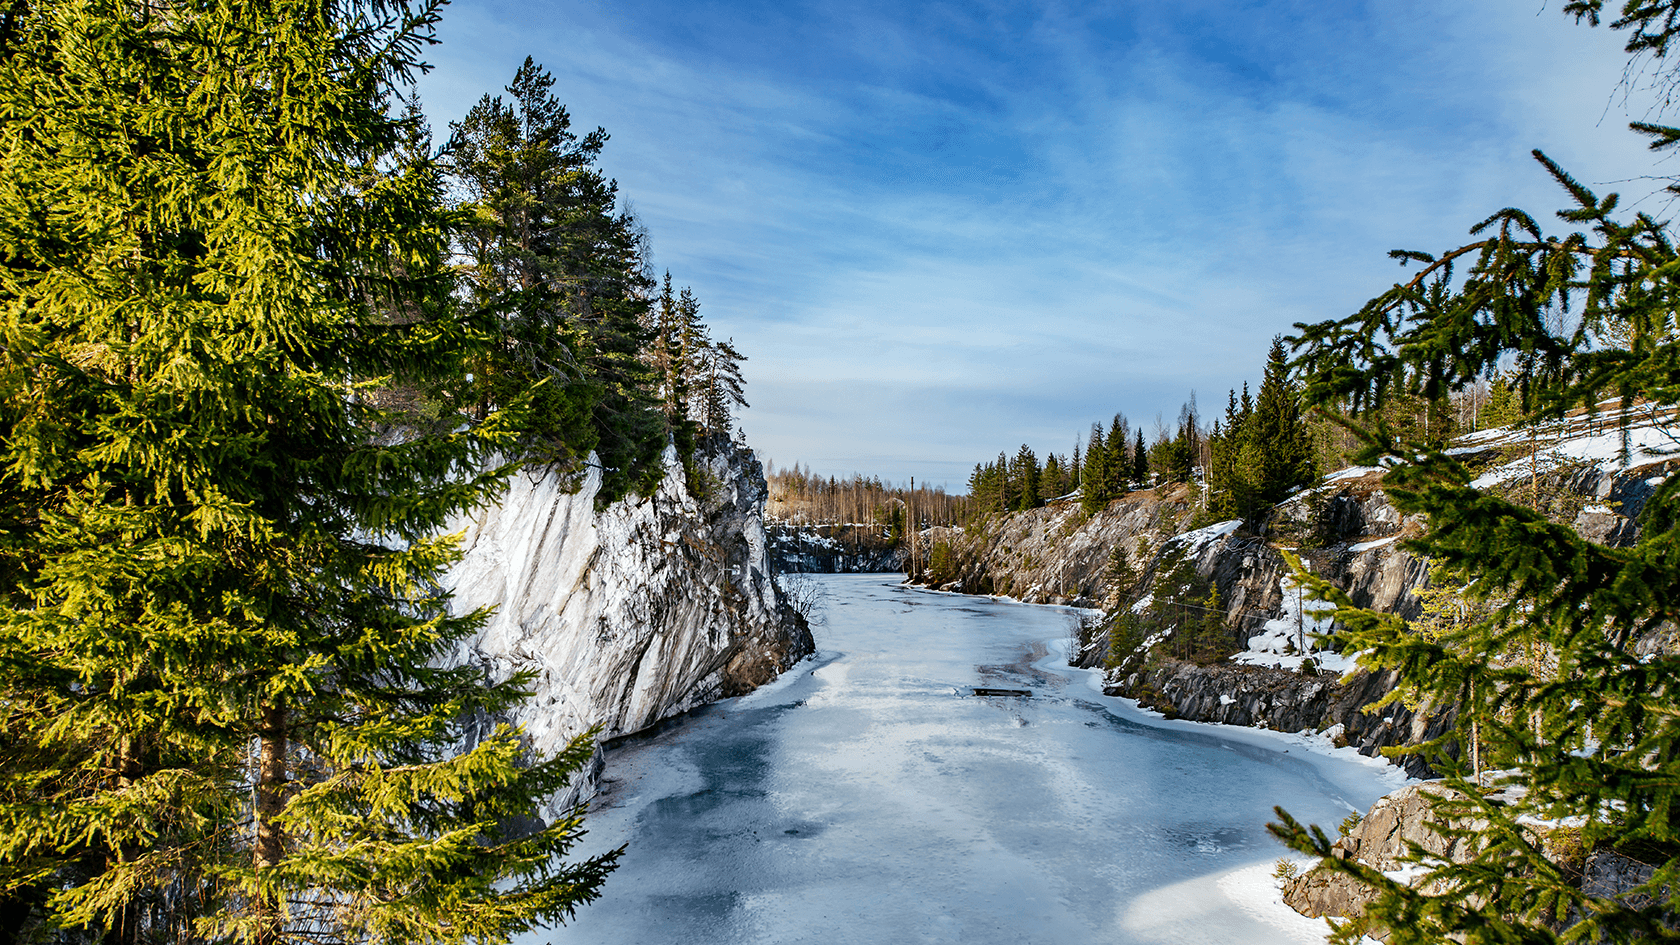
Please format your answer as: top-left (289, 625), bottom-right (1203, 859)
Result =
top-left (776, 571), bottom-right (828, 625)
top-left (1104, 609), bottom-right (1151, 672)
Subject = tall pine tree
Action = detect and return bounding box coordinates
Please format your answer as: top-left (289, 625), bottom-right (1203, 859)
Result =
top-left (1081, 424), bottom-right (1108, 514)
top-left (1012, 444), bottom-right (1041, 511)
top-left (1249, 337), bottom-right (1315, 503)
top-left (0, 3), bottom-right (618, 942)
top-left (1105, 414), bottom-right (1130, 498)
top-left (449, 58), bottom-right (665, 505)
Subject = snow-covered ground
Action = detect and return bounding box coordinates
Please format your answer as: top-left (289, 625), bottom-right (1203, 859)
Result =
top-left (1467, 413), bottom-right (1678, 489)
top-left (542, 575), bottom-right (1406, 945)
top-left (1322, 465), bottom-right (1382, 484)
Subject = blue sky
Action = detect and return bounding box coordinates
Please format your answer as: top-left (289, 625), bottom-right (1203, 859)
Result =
top-left (417, 0), bottom-right (1669, 490)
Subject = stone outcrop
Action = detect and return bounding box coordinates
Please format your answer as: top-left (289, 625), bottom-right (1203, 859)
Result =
top-left (1282, 781), bottom-right (1474, 929)
top-left (767, 523), bottom-right (902, 572)
top-left (1122, 661), bottom-right (1451, 779)
top-left (908, 483), bottom-right (1198, 606)
top-left (1282, 780), bottom-right (1668, 937)
top-left (444, 440), bottom-right (813, 814)
top-left (901, 478), bottom-right (1449, 770)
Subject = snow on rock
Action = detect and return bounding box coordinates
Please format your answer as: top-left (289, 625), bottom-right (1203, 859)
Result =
top-left (444, 440), bottom-right (813, 814)
top-left (1347, 535), bottom-right (1400, 554)
top-left (1233, 574), bottom-right (1359, 675)
top-left (1324, 465), bottom-right (1383, 483)
top-left (1178, 518), bottom-right (1244, 546)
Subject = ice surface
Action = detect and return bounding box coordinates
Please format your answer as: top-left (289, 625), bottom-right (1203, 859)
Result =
top-left (541, 575), bottom-right (1400, 944)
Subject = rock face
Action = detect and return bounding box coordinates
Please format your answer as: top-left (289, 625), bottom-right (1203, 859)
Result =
top-left (1123, 661), bottom-right (1452, 779)
top-left (444, 440), bottom-right (814, 814)
top-left (1282, 781), bottom-right (1475, 930)
top-left (900, 479), bottom-right (1449, 770)
top-left (766, 523), bottom-right (902, 573)
top-left (909, 483), bottom-right (1198, 606)
top-left (1282, 780), bottom-right (1667, 936)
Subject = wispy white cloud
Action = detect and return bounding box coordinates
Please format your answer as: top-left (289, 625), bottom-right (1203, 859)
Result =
top-left (418, 0), bottom-right (1669, 489)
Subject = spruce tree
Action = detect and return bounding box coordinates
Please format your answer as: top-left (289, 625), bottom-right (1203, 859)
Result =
top-left (1012, 444), bottom-right (1041, 511)
top-left (1276, 7), bottom-right (1680, 933)
top-left (1170, 398), bottom-right (1201, 485)
top-left (651, 273), bottom-right (686, 424)
top-left (1207, 388), bottom-right (1249, 520)
top-left (1132, 428), bottom-right (1148, 488)
top-left (449, 58), bottom-right (665, 505)
top-left (1207, 417), bottom-right (1230, 516)
top-left (1081, 425), bottom-right (1108, 514)
top-left (1042, 453), bottom-right (1066, 500)
top-left (1105, 414), bottom-right (1130, 498)
top-left (0, 3), bottom-right (617, 942)
top-left (967, 463), bottom-right (987, 513)
top-left (996, 451), bottom-right (1015, 512)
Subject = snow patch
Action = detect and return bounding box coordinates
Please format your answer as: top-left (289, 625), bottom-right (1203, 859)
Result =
top-left (1324, 465), bottom-right (1382, 483)
top-left (1231, 574), bottom-right (1360, 675)
top-left (1467, 414), bottom-right (1680, 490)
top-left (1215, 860), bottom-right (1343, 944)
top-left (1347, 535), bottom-right (1399, 553)
top-left (1170, 518), bottom-right (1243, 551)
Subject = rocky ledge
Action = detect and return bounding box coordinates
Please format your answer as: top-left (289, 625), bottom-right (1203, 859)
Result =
top-left (1120, 660), bottom-right (1450, 779)
top-left (1283, 780), bottom-right (1665, 938)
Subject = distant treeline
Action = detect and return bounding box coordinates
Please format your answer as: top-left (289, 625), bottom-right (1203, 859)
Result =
top-left (765, 464), bottom-right (970, 531)
top-left (968, 337), bottom-right (1525, 524)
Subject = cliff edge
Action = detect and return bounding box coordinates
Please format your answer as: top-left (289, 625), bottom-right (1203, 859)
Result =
top-left (444, 439), bottom-right (814, 812)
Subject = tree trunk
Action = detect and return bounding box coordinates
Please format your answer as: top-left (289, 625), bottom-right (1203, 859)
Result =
top-left (254, 698), bottom-right (288, 945)
top-left (101, 735), bottom-right (142, 945)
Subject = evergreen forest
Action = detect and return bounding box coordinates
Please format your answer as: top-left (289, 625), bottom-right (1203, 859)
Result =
top-left (0, 3), bottom-right (754, 942)
top-left (961, 334), bottom-right (1539, 531)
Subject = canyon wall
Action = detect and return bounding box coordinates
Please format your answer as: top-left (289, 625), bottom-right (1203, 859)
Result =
top-left (444, 440), bottom-right (813, 814)
top-left (766, 523), bottom-right (903, 573)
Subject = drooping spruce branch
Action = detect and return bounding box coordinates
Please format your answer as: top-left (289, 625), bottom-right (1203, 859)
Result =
top-left (1278, 111), bottom-right (1680, 945)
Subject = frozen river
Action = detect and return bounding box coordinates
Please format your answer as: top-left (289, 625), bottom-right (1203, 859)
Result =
top-left (547, 574), bottom-right (1406, 944)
